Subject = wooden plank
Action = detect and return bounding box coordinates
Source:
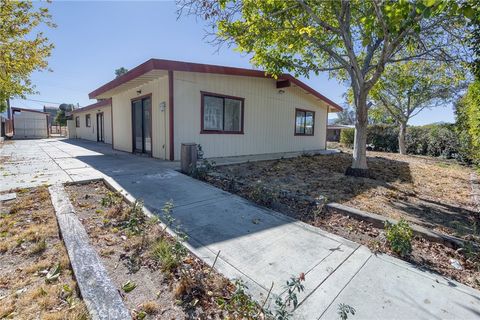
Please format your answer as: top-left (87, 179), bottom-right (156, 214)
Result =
top-left (49, 184), bottom-right (131, 320)
top-left (326, 202), bottom-right (468, 249)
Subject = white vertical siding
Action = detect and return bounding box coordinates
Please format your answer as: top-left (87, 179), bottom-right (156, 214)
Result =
top-left (110, 76), bottom-right (169, 159)
top-left (172, 71), bottom-right (328, 160)
top-left (72, 105), bottom-right (112, 144)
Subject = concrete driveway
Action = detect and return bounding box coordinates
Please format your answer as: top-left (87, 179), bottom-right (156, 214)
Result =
top-left (1, 139), bottom-right (479, 319)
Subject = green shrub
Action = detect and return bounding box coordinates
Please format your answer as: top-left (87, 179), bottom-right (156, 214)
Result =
top-left (341, 123), bottom-right (466, 161)
top-left (385, 219), bottom-right (413, 257)
top-left (367, 124), bottom-right (398, 152)
top-left (340, 128), bottom-right (355, 147)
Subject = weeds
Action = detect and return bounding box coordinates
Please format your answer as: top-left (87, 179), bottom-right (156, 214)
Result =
top-left (248, 183), bottom-right (277, 206)
top-left (124, 200), bottom-right (146, 235)
top-left (217, 279), bottom-right (259, 318)
top-left (30, 238), bottom-right (47, 254)
top-left (100, 191), bottom-right (122, 207)
top-left (272, 274), bottom-right (305, 319)
top-left (338, 303), bottom-right (356, 320)
top-left (151, 237), bottom-right (187, 273)
top-left (385, 219), bottom-right (413, 257)
top-left (190, 159), bottom-right (216, 180)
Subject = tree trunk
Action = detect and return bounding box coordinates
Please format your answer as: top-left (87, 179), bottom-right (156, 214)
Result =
top-left (346, 90), bottom-right (370, 178)
top-left (398, 121), bottom-right (407, 155)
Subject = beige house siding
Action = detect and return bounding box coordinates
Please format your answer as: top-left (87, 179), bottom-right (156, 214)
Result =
top-left (73, 106), bottom-right (112, 144)
top-left (172, 71), bottom-right (328, 160)
top-left (110, 75), bottom-right (170, 159)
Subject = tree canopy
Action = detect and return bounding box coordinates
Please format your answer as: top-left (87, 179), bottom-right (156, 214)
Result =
top-left (179, 0), bottom-right (473, 175)
top-left (115, 67), bottom-right (129, 78)
top-left (0, 0), bottom-right (55, 112)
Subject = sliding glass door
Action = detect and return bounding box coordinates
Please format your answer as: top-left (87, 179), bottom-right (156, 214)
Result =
top-left (132, 97), bottom-right (152, 155)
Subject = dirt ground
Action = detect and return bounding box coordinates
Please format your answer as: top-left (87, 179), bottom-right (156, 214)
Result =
top-left (66, 181), bottom-right (259, 320)
top-left (208, 150), bottom-right (479, 240)
top-left (0, 187), bottom-right (88, 319)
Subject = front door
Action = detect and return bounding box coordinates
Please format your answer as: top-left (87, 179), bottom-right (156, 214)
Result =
top-left (96, 113), bottom-right (104, 142)
top-left (132, 97), bottom-right (152, 155)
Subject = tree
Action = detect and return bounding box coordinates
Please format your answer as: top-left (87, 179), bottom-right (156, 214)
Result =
top-left (55, 103), bottom-right (74, 126)
top-left (334, 105), bottom-right (355, 125)
top-left (115, 67), bottom-right (129, 78)
top-left (0, 1), bottom-right (55, 114)
top-left (369, 60), bottom-right (465, 154)
top-left (179, 0), bottom-right (473, 176)
top-left (455, 80), bottom-right (480, 164)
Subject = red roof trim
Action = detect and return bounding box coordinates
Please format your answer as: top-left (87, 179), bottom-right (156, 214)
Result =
top-left (88, 59), bottom-right (342, 111)
top-left (72, 99), bottom-right (112, 114)
top-left (12, 107), bottom-right (49, 115)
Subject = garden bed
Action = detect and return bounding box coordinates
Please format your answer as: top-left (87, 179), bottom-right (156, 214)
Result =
top-left (200, 151), bottom-right (480, 290)
top-left (206, 150), bottom-right (479, 241)
top-left (0, 187), bottom-right (88, 319)
top-left (65, 181), bottom-right (262, 319)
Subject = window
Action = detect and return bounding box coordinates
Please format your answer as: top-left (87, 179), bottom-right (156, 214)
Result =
top-left (75, 116), bottom-right (80, 128)
top-left (201, 92), bottom-right (244, 134)
top-left (85, 114), bottom-right (91, 127)
top-left (295, 109), bottom-right (315, 136)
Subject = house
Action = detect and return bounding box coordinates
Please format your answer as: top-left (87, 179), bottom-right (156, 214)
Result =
top-left (70, 99), bottom-right (112, 143)
top-left (327, 124), bottom-right (354, 142)
top-left (87, 59), bottom-right (342, 160)
top-left (11, 107), bottom-right (49, 139)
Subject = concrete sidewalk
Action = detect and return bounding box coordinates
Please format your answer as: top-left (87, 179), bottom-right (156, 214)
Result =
top-left (1, 139), bottom-right (479, 319)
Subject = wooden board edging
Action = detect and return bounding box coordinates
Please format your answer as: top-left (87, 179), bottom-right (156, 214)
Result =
top-left (326, 202), bottom-right (470, 250)
top-left (49, 184), bottom-right (132, 320)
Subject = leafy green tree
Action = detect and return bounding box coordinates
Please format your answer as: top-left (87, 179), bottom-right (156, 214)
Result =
top-left (55, 103), bottom-right (74, 126)
top-left (455, 80), bottom-right (480, 164)
top-left (179, 0), bottom-right (473, 176)
top-left (115, 67), bottom-right (129, 78)
top-left (0, 0), bottom-right (55, 114)
top-left (370, 61), bottom-right (465, 154)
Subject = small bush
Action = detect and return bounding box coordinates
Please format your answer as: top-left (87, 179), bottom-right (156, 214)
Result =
top-left (385, 219), bottom-right (413, 257)
top-left (340, 128), bottom-right (355, 147)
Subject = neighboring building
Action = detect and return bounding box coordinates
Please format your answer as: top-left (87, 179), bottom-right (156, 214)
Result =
top-left (43, 105), bottom-right (59, 126)
top-left (70, 99), bottom-right (112, 143)
top-left (11, 107), bottom-right (49, 139)
top-left (327, 124), bottom-right (354, 142)
top-left (87, 58), bottom-right (342, 160)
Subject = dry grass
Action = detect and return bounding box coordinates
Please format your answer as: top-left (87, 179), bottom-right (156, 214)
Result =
top-left (0, 187), bottom-right (89, 320)
top-left (209, 150), bottom-right (479, 239)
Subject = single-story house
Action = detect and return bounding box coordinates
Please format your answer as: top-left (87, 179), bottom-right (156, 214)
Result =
top-left (327, 124), bottom-right (354, 142)
top-left (70, 99), bottom-right (112, 144)
top-left (11, 107), bottom-right (49, 139)
top-left (87, 59), bottom-right (342, 160)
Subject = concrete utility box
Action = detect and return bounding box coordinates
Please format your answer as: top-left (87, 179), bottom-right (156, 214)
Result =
top-left (181, 143), bottom-right (197, 174)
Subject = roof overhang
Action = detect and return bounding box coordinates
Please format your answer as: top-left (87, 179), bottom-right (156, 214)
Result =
top-left (88, 58), bottom-right (343, 112)
top-left (72, 98), bottom-right (112, 114)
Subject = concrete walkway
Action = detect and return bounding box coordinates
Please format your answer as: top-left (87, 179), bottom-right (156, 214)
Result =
top-left (1, 139), bottom-right (479, 319)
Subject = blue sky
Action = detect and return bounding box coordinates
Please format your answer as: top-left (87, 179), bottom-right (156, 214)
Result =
top-left (11, 1), bottom-right (456, 125)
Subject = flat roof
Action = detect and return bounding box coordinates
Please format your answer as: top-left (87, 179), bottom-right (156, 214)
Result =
top-left (12, 107), bottom-right (49, 115)
top-left (88, 58), bottom-right (342, 112)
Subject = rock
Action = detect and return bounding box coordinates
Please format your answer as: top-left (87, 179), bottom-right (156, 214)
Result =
top-left (449, 258), bottom-right (463, 270)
